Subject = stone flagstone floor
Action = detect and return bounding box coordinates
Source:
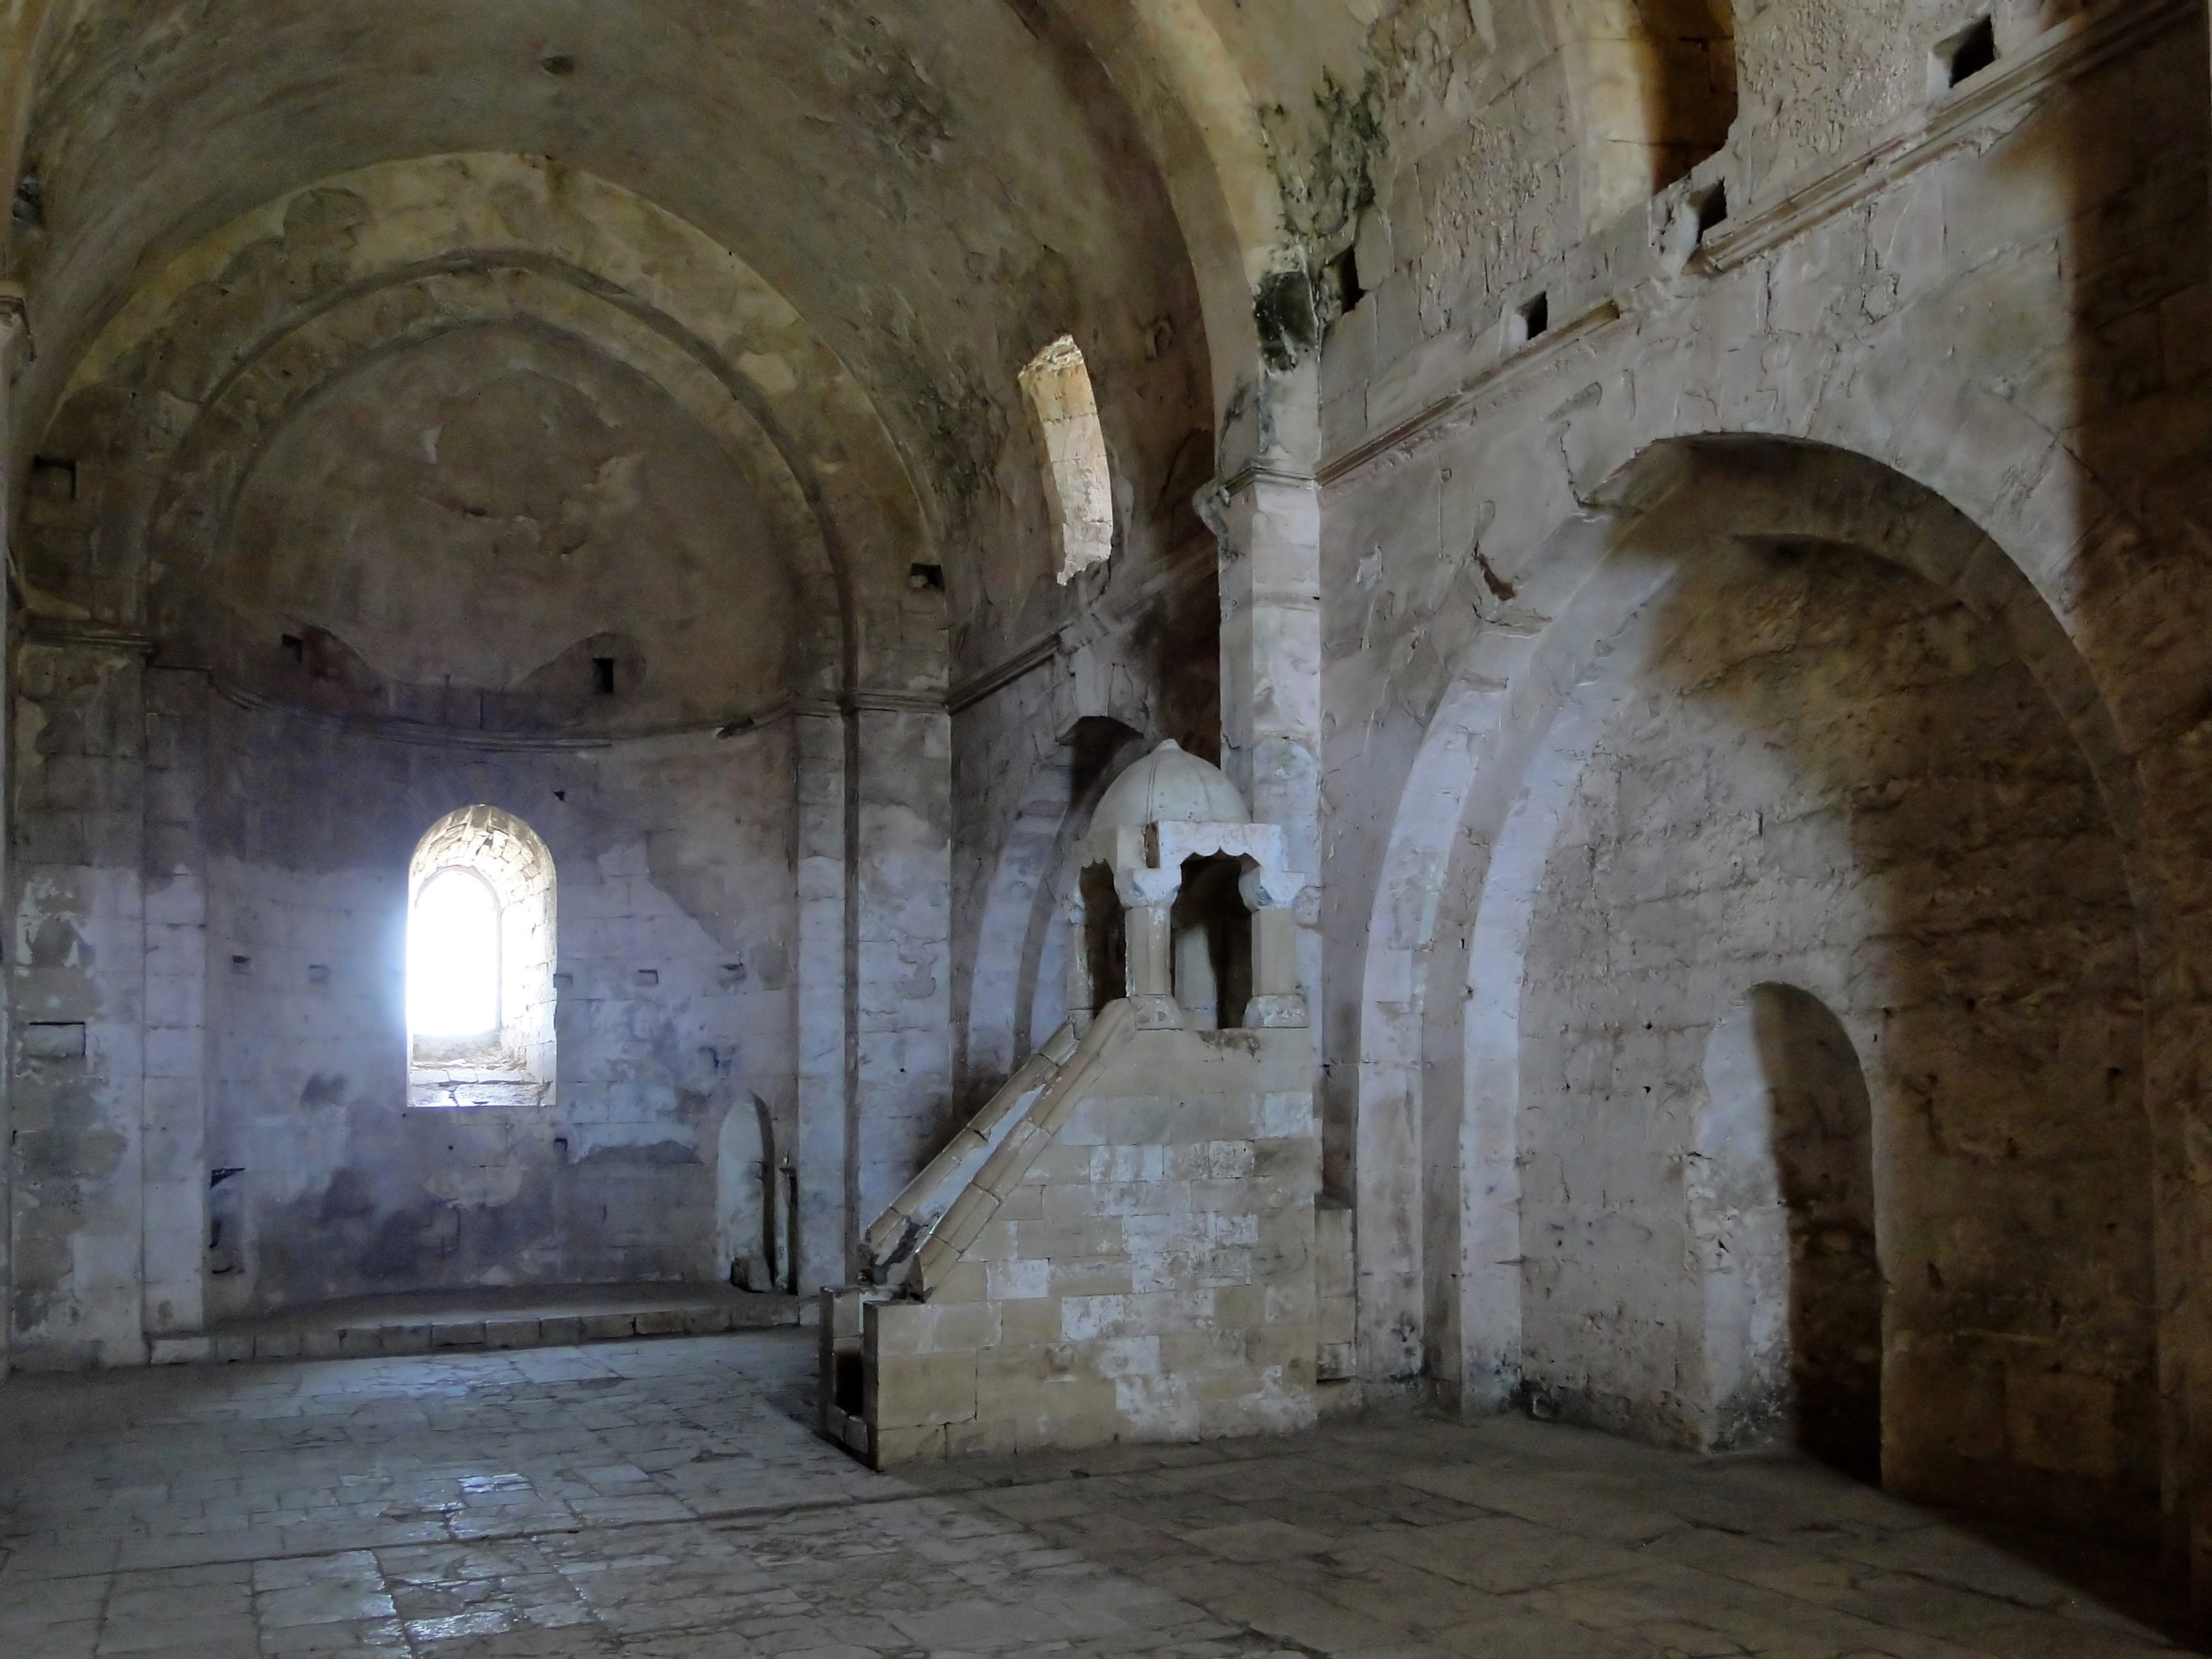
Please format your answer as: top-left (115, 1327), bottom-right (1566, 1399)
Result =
top-left (0, 1329), bottom-right (2192, 1656)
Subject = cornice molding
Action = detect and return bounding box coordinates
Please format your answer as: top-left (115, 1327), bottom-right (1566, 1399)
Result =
top-left (945, 539), bottom-right (1218, 717)
top-left (1317, 300), bottom-right (1624, 490)
top-left (193, 678), bottom-right (816, 753)
top-left (23, 616), bottom-right (154, 657)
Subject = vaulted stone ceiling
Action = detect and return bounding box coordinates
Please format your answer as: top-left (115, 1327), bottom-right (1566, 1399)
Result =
top-left (0, 0), bottom-right (1758, 719)
top-left (1, 0), bottom-right (1248, 706)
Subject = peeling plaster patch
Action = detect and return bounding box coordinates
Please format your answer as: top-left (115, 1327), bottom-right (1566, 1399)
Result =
top-left (738, 351), bottom-right (799, 396)
top-left (561, 1119), bottom-right (701, 1164)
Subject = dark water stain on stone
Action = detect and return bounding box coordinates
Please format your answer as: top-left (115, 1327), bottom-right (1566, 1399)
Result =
top-left (301, 1072), bottom-right (348, 1107)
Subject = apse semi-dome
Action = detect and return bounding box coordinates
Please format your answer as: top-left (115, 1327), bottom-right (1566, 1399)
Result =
top-left (1092, 739), bottom-right (1248, 830)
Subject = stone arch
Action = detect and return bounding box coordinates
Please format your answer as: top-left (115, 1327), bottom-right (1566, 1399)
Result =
top-left (134, 266), bottom-right (842, 707)
top-left (967, 744), bottom-right (1091, 1097)
top-left (26, 153), bottom-right (928, 691)
top-left (961, 717), bottom-right (1148, 1102)
top-left (1356, 435), bottom-right (2154, 1379)
top-left (1034, 0), bottom-right (1283, 425)
top-left (1356, 437), bottom-right (2163, 1539)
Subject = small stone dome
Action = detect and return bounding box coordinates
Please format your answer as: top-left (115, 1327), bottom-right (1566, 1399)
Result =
top-left (1093, 739), bottom-right (1247, 830)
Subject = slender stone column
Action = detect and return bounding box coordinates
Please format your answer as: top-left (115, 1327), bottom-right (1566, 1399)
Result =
top-left (141, 671), bottom-right (209, 1361)
top-left (850, 699), bottom-right (954, 1243)
top-left (1114, 865), bottom-right (1183, 1029)
top-left (1240, 864), bottom-right (1308, 1029)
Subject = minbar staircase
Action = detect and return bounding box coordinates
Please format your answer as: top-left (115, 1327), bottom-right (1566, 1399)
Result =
top-left (821, 1000), bottom-right (1354, 1466)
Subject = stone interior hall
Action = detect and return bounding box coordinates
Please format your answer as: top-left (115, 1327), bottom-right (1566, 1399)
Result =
top-left (0, 2), bottom-right (2208, 1655)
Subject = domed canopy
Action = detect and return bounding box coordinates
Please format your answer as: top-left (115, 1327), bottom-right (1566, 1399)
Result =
top-left (1093, 740), bottom-right (1248, 831)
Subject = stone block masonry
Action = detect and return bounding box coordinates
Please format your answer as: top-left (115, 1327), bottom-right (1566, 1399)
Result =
top-left (835, 1022), bottom-right (1320, 1466)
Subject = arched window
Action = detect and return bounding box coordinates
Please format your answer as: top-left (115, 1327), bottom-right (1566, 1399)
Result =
top-left (409, 869), bottom-right (500, 1036)
top-left (1020, 334), bottom-right (1114, 584)
top-left (408, 806), bottom-right (558, 1109)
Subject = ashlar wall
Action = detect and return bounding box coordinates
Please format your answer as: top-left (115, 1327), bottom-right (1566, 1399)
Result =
top-left (9, 661), bottom-right (804, 1358)
top-left (1515, 540), bottom-right (2153, 1534)
top-left (861, 1025), bottom-right (1322, 1463)
top-left (1316, 0), bottom-right (2207, 1559)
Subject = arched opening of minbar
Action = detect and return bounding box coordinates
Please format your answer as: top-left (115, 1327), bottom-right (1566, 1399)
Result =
top-left (1170, 854), bottom-right (1253, 1031)
top-left (1079, 862), bottom-right (1128, 1017)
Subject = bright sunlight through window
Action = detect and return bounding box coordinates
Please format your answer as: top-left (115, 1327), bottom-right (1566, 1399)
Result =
top-left (409, 868), bottom-right (501, 1036)
top-left (1020, 334), bottom-right (1114, 584)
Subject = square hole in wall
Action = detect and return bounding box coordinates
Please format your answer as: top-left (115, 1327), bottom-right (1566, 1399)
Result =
top-left (908, 562), bottom-right (945, 592)
top-left (281, 634), bottom-right (305, 664)
top-left (553, 972), bottom-right (575, 991)
top-left (592, 656), bottom-right (616, 695)
top-left (1323, 246), bottom-right (1364, 321)
top-left (1938, 16), bottom-right (1996, 90)
top-left (1516, 292), bottom-right (1550, 347)
top-left (635, 968), bottom-right (659, 988)
top-left (1694, 182), bottom-right (1729, 244)
top-left (232, 956), bottom-right (252, 976)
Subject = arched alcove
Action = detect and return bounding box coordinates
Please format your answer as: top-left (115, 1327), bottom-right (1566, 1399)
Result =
top-left (407, 806), bottom-right (557, 1110)
top-left (1365, 439), bottom-right (2160, 1544)
top-left (718, 1096), bottom-right (789, 1294)
top-left (1699, 984), bottom-right (1882, 1478)
top-left (1505, 532), bottom-right (2148, 1521)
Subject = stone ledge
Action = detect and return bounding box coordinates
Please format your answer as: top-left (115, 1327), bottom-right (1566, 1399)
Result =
top-left (200, 1284), bottom-right (812, 1365)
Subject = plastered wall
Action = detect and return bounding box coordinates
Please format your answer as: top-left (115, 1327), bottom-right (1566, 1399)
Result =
top-left (200, 707), bottom-right (798, 1319)
top-left (11, 658), bottom-right (805, 1356)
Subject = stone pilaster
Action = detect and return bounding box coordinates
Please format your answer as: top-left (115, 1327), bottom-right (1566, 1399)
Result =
top-left (793, 707), bottom-right (849, 1291)
top-left (0, 286), bottom-right (22, 1377)
top-left (850, 698), bottom-right (954, 1242)
top-left (1208, 366), bottom-right (1324, 1061)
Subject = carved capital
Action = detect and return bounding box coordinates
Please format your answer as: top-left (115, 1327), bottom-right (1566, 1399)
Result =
top-left (1238, 863), bottom-right (1303, 911)
top-left (1114, 866), bottom-right (1182, 910)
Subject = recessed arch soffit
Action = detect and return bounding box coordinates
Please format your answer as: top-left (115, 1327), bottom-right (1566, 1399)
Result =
top-left (36, 154), bottom-right (910, 687)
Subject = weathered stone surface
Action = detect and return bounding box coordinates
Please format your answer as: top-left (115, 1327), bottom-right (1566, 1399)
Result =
top-left (0, 0), bottom-right (2207, 1619)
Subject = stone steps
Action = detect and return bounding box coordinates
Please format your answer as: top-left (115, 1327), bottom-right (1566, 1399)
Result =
top-left (168, 1284), bottom-right (812, 1366)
